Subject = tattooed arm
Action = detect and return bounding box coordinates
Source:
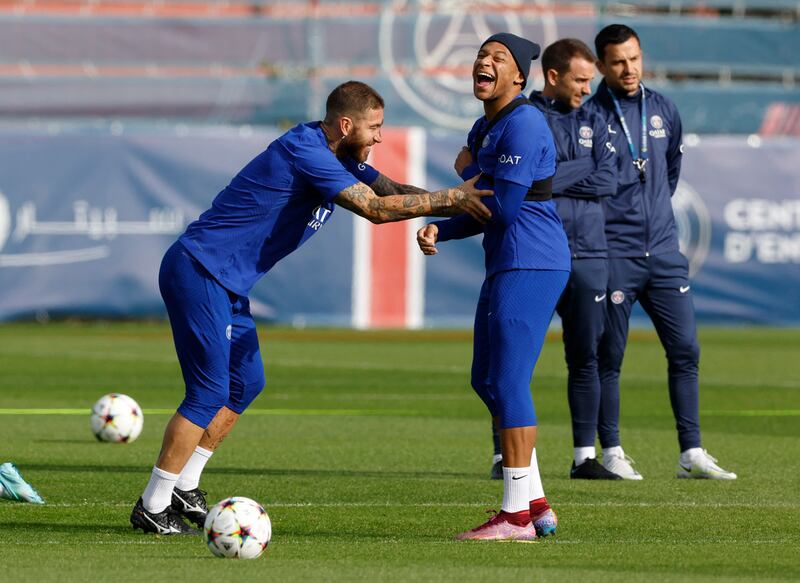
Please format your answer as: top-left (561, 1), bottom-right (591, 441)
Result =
top-left (333, 175), bottom-right (493, 224)
top-left (368, 173), bottom-right (428, 196)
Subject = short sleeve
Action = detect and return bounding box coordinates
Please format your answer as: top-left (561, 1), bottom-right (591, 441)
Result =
top-left (338, 156), bottom-right (380, 186)
top-left (293, 142), bottom-right (362, 202)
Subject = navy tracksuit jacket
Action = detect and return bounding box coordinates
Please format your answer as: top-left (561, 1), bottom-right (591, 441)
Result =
top-left (529, 91), bottom-right (617, 449)
top-left (584, 80), bottom-right (701, 452)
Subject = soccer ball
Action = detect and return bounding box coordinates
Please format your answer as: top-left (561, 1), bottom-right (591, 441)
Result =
top-left (90, 393), bottom-right (143, 443)
top-left (203, 497), bottom-right (272, 559)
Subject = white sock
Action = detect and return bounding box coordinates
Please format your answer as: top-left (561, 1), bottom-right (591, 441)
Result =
top-left (603, 445), bottom-right (624, 459)
top-left (492, 453), bottom-right (503, 465)
top-left (529, 448), bottom-right (545, 501)
top-left (574, 446), bottom-right (597, 466)
top-left (176, 446), bottom-right (213, 491)
top-left (142, 466), bottom-right (179, 514)
top-left (501, 466), bottom-right (530, 514)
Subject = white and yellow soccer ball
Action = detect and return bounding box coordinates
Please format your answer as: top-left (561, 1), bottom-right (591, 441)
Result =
top-left (203, 497), bottom-right (272, 559)
top-left (90, 393), bottom-right (143, 443)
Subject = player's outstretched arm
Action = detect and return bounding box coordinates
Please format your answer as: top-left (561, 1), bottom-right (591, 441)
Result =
top-left (333, 175), bottom-right (493, 225)
top-left (369, 173), bottom-right (428, 196)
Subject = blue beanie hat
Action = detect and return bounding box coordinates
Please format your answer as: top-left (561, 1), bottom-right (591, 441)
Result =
top-left (481, 32), bottom-right (541, 89)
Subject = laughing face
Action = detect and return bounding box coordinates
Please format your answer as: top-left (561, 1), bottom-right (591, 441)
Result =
top-left (338, 107), bottom-right (384, 163)
top-left (473, 41), bottom-right (524, 103)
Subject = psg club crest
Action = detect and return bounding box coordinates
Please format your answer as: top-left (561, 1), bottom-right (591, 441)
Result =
top-left (379, 1), bottom-right (559, 129)
top-left (610, 290), bottom-right (625, 304)
top-left (650, 115), bottom-right (664, 129)
top-left (579, 126), bottom-right (593, 139)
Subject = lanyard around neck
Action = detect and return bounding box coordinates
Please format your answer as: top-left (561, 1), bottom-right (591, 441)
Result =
top-left (608, 83), bottom-right (648, 167)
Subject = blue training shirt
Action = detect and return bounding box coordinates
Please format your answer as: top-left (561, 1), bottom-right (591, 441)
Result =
top-left (179, 121), bottom-right (378, 296)
top-left (435, 96), bottom-right (571, 276)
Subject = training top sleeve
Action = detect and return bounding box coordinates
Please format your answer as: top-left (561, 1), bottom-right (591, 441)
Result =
top-left (432, 214), bottom-right (484, 242)
top-left (293, 142), bottom-right (363, 202)
top-left (560, 116), bottom-right (618, 198)
top-left (338, 156), bottom-right (381, 186)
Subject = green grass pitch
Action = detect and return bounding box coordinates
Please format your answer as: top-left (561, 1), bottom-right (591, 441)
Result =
top-left (1, 322), bottom-right (798, 582)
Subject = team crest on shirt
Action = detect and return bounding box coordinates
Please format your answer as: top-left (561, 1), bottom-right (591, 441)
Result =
top-left (307, 205), bottom-right (333, 231)
top-left (225, 325), bottom-right (232, 340)
top-left (578, 125), bottom-right (593, 148)
top-left (610, 290), bottom-right (625, 304)
top-left (482, 135), bottom-right (491, 148)
top-left (649, 115), bottom-right (667, 138)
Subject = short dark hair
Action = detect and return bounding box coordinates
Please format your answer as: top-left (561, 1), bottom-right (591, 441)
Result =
top-left (541, 38), bottom-right (596, 77)
top-left (594, 24), bottom-right (640, 61)
top-left (324, 81), bottom-right (384, 125)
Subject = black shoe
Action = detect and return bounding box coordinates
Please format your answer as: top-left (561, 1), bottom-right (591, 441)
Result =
top-left (490, 459), bottom-right (503, 480)
top-left (171, 487), bottom-right (208, 528)
top-left (130, 497), bottom-right (199, 535)
top-left (570, 458), bottom-right (623, 480)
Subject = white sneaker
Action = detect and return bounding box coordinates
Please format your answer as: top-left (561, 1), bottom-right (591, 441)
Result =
top-left (602, 448), bottom-right (643, 480)
top-left (677, 449), bottom-right (737, 480)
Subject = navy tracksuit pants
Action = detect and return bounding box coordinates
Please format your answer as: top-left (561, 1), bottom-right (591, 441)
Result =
top-left (598, 251), bottom-right (702, 452)
top-left (556, 258), bottom-right (608, 448)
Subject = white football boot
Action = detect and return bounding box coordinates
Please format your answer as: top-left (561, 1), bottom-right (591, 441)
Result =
top-left (0, 462), bottom-right (44, 504)
top-left (602, 447), bottom-right (643, 480)
top-left (677, 448), bottom-right (737, 480)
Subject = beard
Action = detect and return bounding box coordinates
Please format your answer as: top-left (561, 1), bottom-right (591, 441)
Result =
top-left (338, 135), bottom-right (370, 163)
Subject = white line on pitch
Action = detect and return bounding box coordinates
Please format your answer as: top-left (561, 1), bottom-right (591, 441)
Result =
top-left (38, 501), bottom-right (799, 509)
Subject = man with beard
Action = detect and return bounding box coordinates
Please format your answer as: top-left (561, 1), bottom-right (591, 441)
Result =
top-left (583, 24), bottom-right (736, 480)
top-left (129, 80), bottom-right (494, 535)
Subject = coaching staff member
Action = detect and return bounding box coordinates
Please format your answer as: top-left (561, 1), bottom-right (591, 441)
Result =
top-left (584, 24), bottom-right (735, 480)
top-left (529, 38), bottom-right (621, 480)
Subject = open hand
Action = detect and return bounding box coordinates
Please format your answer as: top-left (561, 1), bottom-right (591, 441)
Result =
top-left (456, 175), bottom-right (493, 223)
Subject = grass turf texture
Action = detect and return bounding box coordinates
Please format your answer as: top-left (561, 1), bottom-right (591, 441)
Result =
top-left (0, 322), bottom-right (798, 582)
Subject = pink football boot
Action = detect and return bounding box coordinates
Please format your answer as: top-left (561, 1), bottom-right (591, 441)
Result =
top-left (455, 511), bottom-right (538, 542)
top-left (532, 506), bottom-right (558, 537)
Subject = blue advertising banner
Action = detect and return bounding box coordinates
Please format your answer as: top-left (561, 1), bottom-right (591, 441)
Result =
top-left (0, 126), bottom-right (798, 326)
top-left (0, 125), bottom-right (355, 325)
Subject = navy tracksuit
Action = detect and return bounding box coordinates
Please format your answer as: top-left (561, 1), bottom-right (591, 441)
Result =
top-left (584, 80), bottom-right (702, 452)
top-left (529, 92), bottom-right (618, 448)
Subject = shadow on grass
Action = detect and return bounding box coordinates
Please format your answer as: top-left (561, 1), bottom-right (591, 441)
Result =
top-left (20, 463), bottom-right (476, 480)
top-left (0, 521), bottom-right (135, 535)
top-left (34, 439), bottom-right (97, 444)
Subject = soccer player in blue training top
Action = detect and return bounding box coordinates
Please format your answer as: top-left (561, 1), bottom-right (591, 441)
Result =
top-left (485, 39), bottom-right (620, 482)
top-left (0, 462), bottom-right (45, 504)
top-left (129, 80), bottom-right (495, 535)
top-left (583, 24), bottom-right (736, 480)
top-left (417, 33), bottom-right (571, 542)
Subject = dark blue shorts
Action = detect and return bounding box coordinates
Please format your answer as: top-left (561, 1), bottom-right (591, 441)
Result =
top-left (470, 269), bottom-right (569, 429)
top-left (159, 241), bottom-right (265, 428)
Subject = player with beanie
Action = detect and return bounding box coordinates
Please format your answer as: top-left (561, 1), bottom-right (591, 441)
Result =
top-left (417, 32), bottom-right (570, 542)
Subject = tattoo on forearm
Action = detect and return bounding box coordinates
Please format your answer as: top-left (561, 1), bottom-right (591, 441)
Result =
top-left (371, 174), bottom-right (428, 196)
top-left (335, 183), bottom-right (468, 223)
